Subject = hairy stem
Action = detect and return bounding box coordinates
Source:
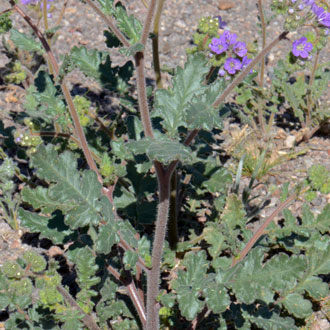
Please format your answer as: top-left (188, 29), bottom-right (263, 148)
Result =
top-left (305, 50), bottom-right (319, 131)
top-left (146, 161), bottom-right (173, 330)
top-left (168, 171), bottom-right (179, 249)
top-left (152, 0), bottom-right (165, 88)
top-left (231, 193), bottom-right (296, 267)
top-left (152, 0), bottom-right (180, 251)
top-left (140, 0), bottom-right (157, 46)
top-left (42, 0), bottom-right (54, 75)
top-left (257, 0), bottom-right (266, 135)
top-left (257, 0), bottom-right (266, 88)
top-left (134, 52), bottom-right (154, 138)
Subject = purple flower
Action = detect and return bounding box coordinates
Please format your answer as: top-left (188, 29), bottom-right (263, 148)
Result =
top-left (224, 57), bottom-right (242, 75)
top-left (312, 4), bottom-right (324, 16)
top-left (241, 56), bottom-right (253, 73)
top-left (242, 56), bottom-right (252, 67)
top-left (219, 30), bottom-right (237, 46)
top-left (313, 6), bottom-right (330, 27)
top-left (303, 0), bottom-right (315, 6)
top-left (288, 8), bottom-right (295, 14)
top-left (298, 4), bottom-right (305, 10)
top-left (209, 37), bottom-right (228, 54)
top-left (218, 69), bottom-right (226, 77)
top-left (292, 36), bottom-right (313, 58)
top-left (233, 41), bottom-right (247, 57)
top-left (21, 0), bottom-right (38, 4)
top-left (291, 0), bottom-right (297, 3)
top-left (214, 16), bottom-right (227, 29)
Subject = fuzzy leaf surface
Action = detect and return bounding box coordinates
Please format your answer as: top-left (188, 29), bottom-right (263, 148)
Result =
top-left (19, 209), bottom-right (73, 244)
top-left (69, 47), bottom-right (133, 91)
top-left (10, 29), bottom-right (44, 54)
top-left (127, 138), bottom-right (192, 163)
top-left (185, 78), bottom-right (226, 130)
top-left (27, 145), bottom-right (114, 230)
top-left (25, 71), bottom-right (66, 122)
top-left (152, 54), bottom-right (210, 136)
top-left (171, 251), bottom-right (209, 320)
top-left (282, 293), bottom-right (312, 318)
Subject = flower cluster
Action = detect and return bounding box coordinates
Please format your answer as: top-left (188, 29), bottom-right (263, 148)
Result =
top-left (284, 0), bottom-right (330, 62)
top-left (209, 30), bottom-right (252, 77)
top-left (311, 3), bottom-right (330, 28)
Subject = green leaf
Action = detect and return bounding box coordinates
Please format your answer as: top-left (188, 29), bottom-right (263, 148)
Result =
top-left (95, 223), bottom-right (119, 254)
top-left (201, 167), bottom-right (232, 194)
top-left (185, 78), bottom-right (227, 130)
top-left (119, 43), bottom-right (144, 56)
top-left (127, 138), bottom-right (193, 164)
top-left (118, 221), bottom-right (138, 249)
top-left (70, 247), bottom-right (100, 290)
top-left (248, 313), bottom-right (297, 330)
top-left (22, 186), bottom-right (70, 214)
top-left (123, 250), bottom-right (138, 270)
top-left (115, 3), bottom-right (142, 44)
top-left (0, 12), bottom-right (12, 34)
top-left (171, 251), bottom-right (209, 320)
top-left (282, 293), bottom-right (312, 318)
top-left (298, 276), bottom-right (329, 299)
top-left (229, 248), bottom-right (274, 304)
top-left (152, 53), bottom-right (210, 136)
top-left (283, 79), bottom-right (306, 123)
top-left (221, 194), bottom-right (246, 230)
top-left (203, 224), bottom-right (226, 258)
top-left (10, 29), bottom-right (44, 54)
top-left (19, 209), bottom-right (72, 244)
top-left (96, 0), bottom-right (114, 15)
top-left (203, 282), bottom-right (230, 313)
top-left (70, 47), bottom-right (133, 91)
top-left (308, 164), bottom-right (330, 194)
top-left (25, 71), bottom-right (66, 123)
top-left (315, 204), bottom-right (330, 233)
top-left (70, 46), bottom-right (107, 81)
top-left (305, 245), bottom-right (330, 276)
top-left (29, 145), bottom-right (105, 229)
top-left (264, 254), bottom-right (306, 291)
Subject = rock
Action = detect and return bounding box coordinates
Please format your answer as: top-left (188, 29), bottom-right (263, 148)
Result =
top-left (285, 135), bottom-right (296, 148)
top-left (218, 1), bottom-right (235, 10)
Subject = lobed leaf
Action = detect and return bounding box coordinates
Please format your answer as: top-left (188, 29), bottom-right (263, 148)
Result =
top-left (185, 78), bottom-right (227, 130)
top-left (152, 53), bottom-right (210, 136)
top-left (171, 251), bottom-right (209, 320)
top-left (18, 209), bottom-right (73, 244)
top-left (10, 29), bottom-right (44, 54)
